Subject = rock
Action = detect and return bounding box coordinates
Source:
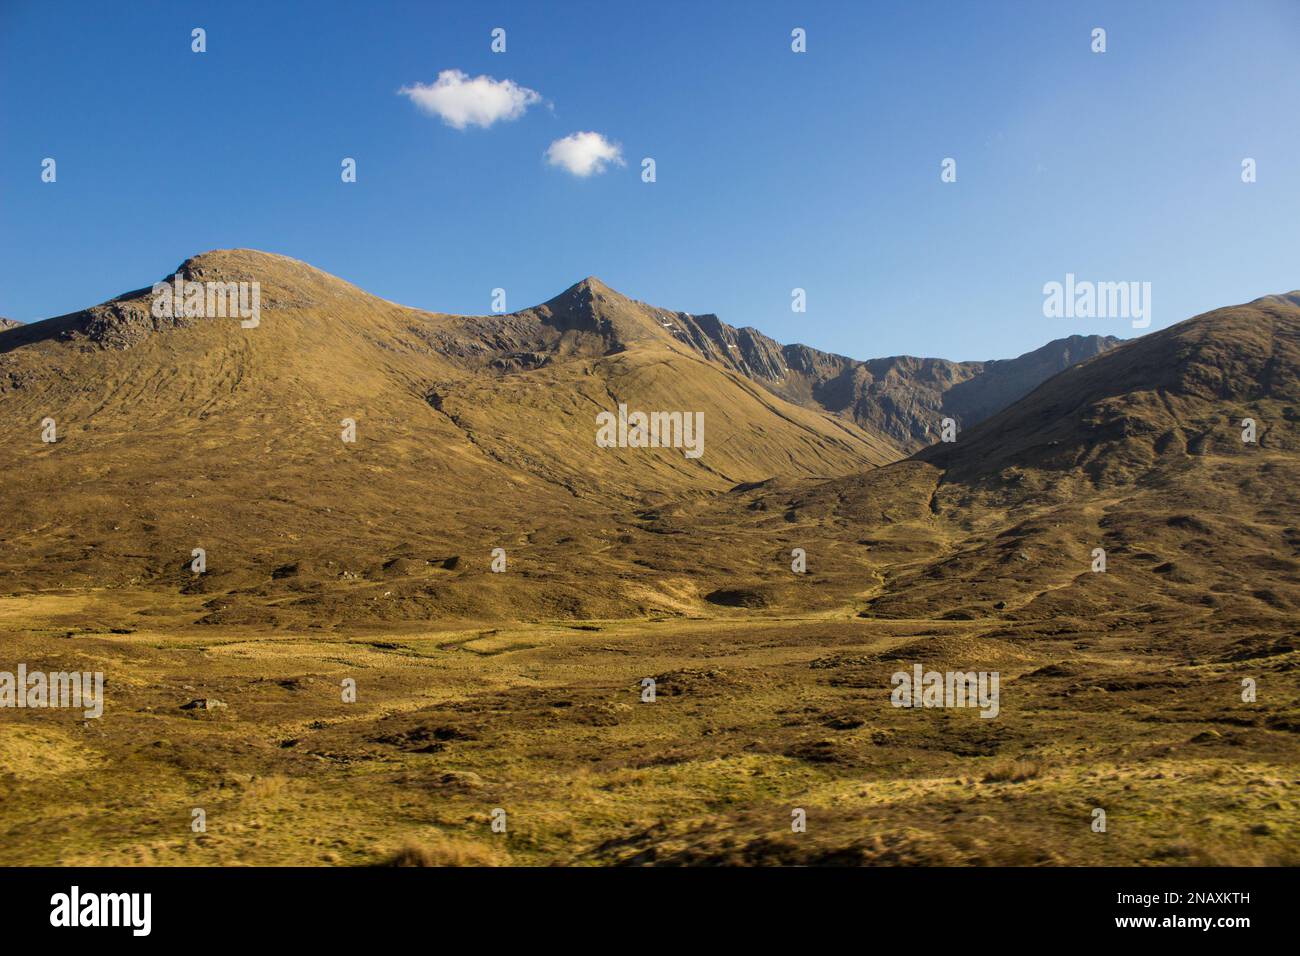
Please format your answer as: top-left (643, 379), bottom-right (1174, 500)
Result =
top-left (181, 698), bottom-right (227, 711)
top-left (434, 770), bottom-right (484, 791)
top-left (823, 715), bottom-right (865, 730)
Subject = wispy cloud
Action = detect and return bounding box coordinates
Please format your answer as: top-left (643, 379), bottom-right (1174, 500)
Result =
top-left (545, 131), bottom-right (625, 177)
top-left (399, 69), bottom-right (541, 129)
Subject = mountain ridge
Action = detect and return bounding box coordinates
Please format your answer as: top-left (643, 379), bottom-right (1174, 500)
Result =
top-left (3, 250), bottom-right (1293, 629)
top-left (4, 248), bottom-right (1123, 451)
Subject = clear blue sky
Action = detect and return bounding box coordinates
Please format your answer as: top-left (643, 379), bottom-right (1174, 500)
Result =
top-left (1, 0), bottom-right (1297, 361)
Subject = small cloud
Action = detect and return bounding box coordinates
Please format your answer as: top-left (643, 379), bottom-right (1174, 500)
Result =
top-left (399, 69), bottom-right (541, 129)
top-left (545, 131), bottom-right (625, 177)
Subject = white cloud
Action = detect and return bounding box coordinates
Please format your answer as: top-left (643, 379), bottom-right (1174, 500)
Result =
top-left (545, 131), bottom-right (625, 177)
top-left (398, 69), bottom-right (541, 129)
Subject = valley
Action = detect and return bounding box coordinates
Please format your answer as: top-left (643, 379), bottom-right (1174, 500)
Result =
top-left (0, 252), bottom-right (1296, 866)
top-left (1, 602), bottom-right (1293, 866)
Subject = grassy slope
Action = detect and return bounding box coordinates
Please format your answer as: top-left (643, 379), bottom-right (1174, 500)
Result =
top-left (0, 262), bottom-right (1296, 866)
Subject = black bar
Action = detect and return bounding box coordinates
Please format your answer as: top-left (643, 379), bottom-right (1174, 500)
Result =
top-left (0, 866), bottom-right (1281, 942)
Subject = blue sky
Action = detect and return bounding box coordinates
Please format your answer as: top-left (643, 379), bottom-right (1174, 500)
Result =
top-left (1, 0), bottom-right (1297, 361)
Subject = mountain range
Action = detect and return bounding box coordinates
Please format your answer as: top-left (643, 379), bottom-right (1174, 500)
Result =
top-left (0, 249), bottom-right (1139, 625)
top-left (2, 250), bottom-right (1297, 867)
top-left (649, 307), bottom-right (1119, 451)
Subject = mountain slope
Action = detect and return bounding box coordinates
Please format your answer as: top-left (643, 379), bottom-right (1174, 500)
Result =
top-left (3, 275), bottom-right (1294, 870)
top-left (6, 250), bottom-right (1288, 634)
top-left (655, 307), bottom-right (1119, 450)
top-left (918, 292), bottom-right (1300, 483)
top-left (0, 250), bottom-right (895, 624)
top-left (686, 290), bottom-right (1299, 632)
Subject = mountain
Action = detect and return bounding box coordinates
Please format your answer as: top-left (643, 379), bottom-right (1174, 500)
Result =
top-left (0, 318), bottom-right (22, 332)
top-left (655, 308), bottom-right (1119, 450)
top-left (4, 250), bottom-right (1287, 635)
top-left (3, 256), bottom-right (1296, 868)
top-left (701, 291), bottom-right (1299, 630)
top-left (0, 250), bottom-right (896, 624)
top-left (918, 292), bottom-right (1300, 482)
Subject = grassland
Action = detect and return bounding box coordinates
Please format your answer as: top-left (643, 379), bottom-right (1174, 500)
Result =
top-left (2, 258), bottom-right (1296, 867)
top-left (2, 590), bottom-right (1294, 866)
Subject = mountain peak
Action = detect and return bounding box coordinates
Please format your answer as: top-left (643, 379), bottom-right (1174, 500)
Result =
top-left (918, 292), bottom-right (1300, 484)
top-left (175, 247), bottom-right (296, 276)
top-left (525, 274), bottom-right (667, 348)
top-left (173, 248), bottom-right (353, 289)
top-left (551, 275), bottom-right (624, 303)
